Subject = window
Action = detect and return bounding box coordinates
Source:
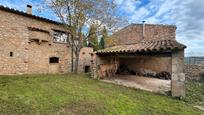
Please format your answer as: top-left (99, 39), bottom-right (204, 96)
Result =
top-left (49, 57), bottom-right (59, 64)
top-left (10, 52), bottom-right (13, 57)
top-left (53, 30), bottom-right (68, 43)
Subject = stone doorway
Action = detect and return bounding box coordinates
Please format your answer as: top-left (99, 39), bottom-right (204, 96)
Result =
top-left (85, 66), bottom-right (91, 73)
top-left (49, 57), bottom-right (59, 73)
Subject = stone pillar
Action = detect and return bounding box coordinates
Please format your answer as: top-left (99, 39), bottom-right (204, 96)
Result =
top-left (91, 53), bottom-right (99, 79)
top-left (171, 50), bottom-right (185, 97)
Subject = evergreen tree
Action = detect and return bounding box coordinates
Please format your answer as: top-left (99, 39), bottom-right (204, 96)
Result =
top-left (99, 37), bottom-right (105, 49)
top-left (88, 25), bottom-right (98, 51)
top-left (83, 38), bottom-right (87, 47)
top-left (99, 27), bottom-right (108, 49)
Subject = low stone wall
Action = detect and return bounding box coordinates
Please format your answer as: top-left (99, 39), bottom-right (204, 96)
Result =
top-left (119, 56), bottom-right (172, 74)
top-left (184, 64), bottom-right (204, 80)
top-left (91, 55), bottom-right (119, 79)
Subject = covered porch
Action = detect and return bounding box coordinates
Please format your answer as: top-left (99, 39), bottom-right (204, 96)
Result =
top-left (93, 40), bottom-right (186, 97)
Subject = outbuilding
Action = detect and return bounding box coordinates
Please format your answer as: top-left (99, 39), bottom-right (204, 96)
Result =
top-left (93, 24), bottom-right (186, 97)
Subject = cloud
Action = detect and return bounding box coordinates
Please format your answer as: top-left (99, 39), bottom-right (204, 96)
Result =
top-left (115, 0), bottom-right (141, 15)
top-left (127, 0), bottom-right (179, 24)
top-left (172, 0), bottom-right (204, 56)
top-left (130, 7), bottom-right (148, 21)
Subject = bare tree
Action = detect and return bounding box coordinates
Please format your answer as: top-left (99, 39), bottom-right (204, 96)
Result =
top-left (44, 0), bottom-right (127, 73)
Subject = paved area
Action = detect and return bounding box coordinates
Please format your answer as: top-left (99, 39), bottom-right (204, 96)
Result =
top-left (101, 75), bottom-right (171, 94)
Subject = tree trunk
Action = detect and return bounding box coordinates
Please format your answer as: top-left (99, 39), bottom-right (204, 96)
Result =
top-left (74, 52), bottom-right (79, 74)
top-left (71, 47), bottom-right (74, 72)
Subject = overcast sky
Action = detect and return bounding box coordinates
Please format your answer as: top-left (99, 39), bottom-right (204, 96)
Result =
top-left (0, 0), bottom-right (204, 57)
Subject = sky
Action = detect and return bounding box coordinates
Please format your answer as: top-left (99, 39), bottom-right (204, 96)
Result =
top-left (0, 0), bottom-right (204, 57)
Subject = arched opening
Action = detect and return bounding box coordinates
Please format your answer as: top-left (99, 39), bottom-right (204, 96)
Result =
top-left (84, 66), bottom-right (91, 73)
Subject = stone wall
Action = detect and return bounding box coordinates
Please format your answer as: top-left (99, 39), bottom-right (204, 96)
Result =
top-left (94, 56), bottom-right (119, 79)
top-left (78, 47), bottom-right (94, 73)
top-left (94, 55), bottom-right (172, 79)
top-left (119, 56), bottom-right (172, 73)
top-left (171, 50), bottom-right (185, 97)
top-left (109, 24), bottom-right (176, 46)
top-left (0, 9), bottom-right (71, 75)
top-left (184, 64), bottom-right (204, 80)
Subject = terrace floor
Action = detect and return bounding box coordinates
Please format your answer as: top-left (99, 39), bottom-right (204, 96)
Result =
top-left (101, 75), bottom-right (171, 94)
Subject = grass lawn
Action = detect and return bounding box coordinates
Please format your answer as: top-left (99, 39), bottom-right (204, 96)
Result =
top-left (0, 74), bottom-right (203, 115)
top-left (184, 81), bottom-right (204, 107)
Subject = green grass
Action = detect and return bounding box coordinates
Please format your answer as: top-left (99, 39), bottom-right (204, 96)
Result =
top-left (184, 81), bottom-right (204, 107)
top-left (0, 74), bottom-right (203, 115)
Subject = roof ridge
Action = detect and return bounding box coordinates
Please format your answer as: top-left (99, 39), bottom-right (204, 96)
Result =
top-left (131, 23), bottom-right (176, 28)
top-left (0, 5), bottom-right (63, 25)
top-left (117, 39), bottom-right (177, 46)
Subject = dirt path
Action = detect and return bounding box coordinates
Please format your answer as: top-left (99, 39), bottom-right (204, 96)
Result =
top-left (194, 106), bottom-right (204, 111)
top-left (101, 75), bottom-right (171, 94)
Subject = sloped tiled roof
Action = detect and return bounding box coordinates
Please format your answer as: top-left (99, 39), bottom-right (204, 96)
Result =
top-left (0, 5), bottom-right (63, 25)
top-left (97, 40), bottom-right (186, 54)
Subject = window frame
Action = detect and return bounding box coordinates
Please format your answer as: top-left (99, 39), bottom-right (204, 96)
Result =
top-left (49, 57), bottom-right (59, 64)
top-left (52, 29), bottom-right (68, 44)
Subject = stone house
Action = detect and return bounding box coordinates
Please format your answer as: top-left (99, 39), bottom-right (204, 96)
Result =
top-left (0, 5), bottom-right (70, 74)
top-left (93, 24), bottom-right (187, 97)
top-left (0, 5), bottom-right (93, 74)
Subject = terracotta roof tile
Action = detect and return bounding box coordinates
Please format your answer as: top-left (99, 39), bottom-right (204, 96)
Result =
top-left (97, 40), bottom-right (186, 54)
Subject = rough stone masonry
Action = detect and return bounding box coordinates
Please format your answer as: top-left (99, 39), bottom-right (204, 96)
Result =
top-left (94, 23), bottom-right (186, 97)
top-left (0, 5), bottom-right (72, 74)
top-left (0, 5), bottom-right (93, 74)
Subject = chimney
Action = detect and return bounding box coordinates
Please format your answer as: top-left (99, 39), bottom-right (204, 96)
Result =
top-left (26, 5), bottom-right (32, 14)
top-left (142, 21), bottom-right (145, 39)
